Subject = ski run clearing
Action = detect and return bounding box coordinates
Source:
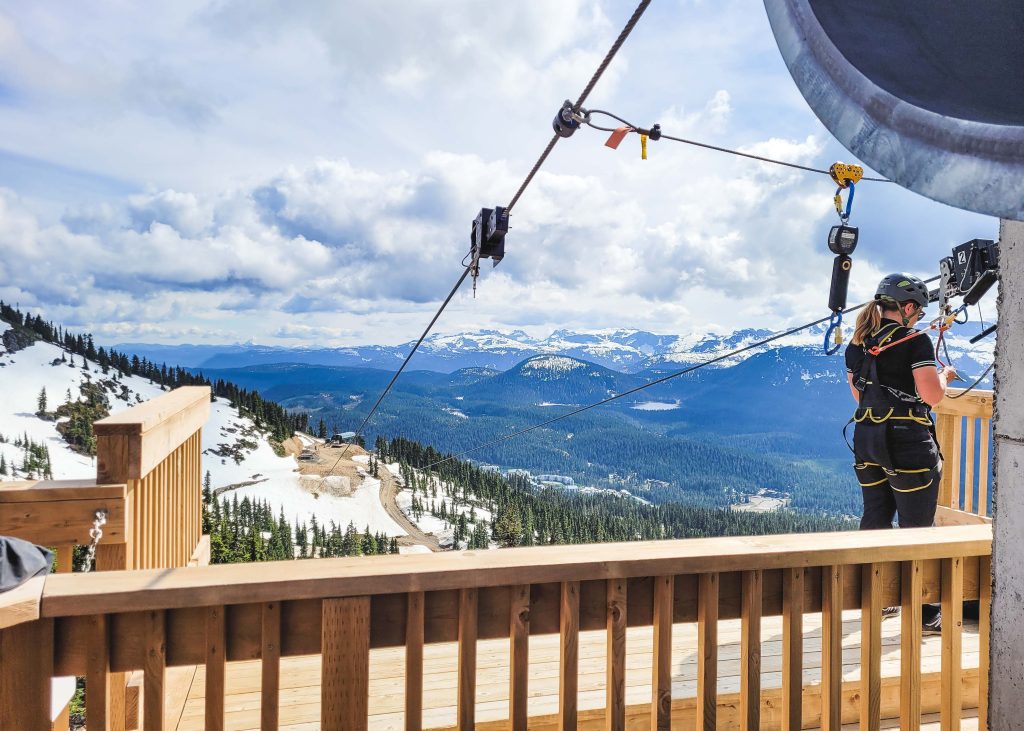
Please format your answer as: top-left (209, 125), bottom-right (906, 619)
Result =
top-left (0, 330), bottom-right (408, 543)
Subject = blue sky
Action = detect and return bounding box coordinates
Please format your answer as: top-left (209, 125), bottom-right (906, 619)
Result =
top-left (0, 1), bottom-right (996, 346)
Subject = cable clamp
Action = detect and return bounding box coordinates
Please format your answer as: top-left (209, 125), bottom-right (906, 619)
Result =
top-left (552, 100), bottom-right (588, 138)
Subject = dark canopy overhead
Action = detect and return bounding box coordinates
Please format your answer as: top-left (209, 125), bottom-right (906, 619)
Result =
top-left (764, 0), bottom-right (1024, 220)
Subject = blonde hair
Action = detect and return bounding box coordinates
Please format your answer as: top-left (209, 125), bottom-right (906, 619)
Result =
top-left (851, 300), bottom-right (907, 345)
top-left (851, 303), bottom-right (882, 346)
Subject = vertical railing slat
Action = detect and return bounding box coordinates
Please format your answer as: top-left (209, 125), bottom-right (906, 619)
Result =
top-left (978, 418), bottom-right (991, 516)
top-left (652, 575), bottom-right (673, 731)
top-left (457, 588), bottom-right (478, 731)
top-left (820, 565), bottom-right (843, 731)
top-left (740, 569), bottom-right (762, 731)
top-left (900, 560), bottom-right (923, 731)
top-left (405, 592), bottom-right (424, 731)
top-left (86, 614), bottom-right (112, 731)
top-left (936, 412), bottom-right (956, 507)
top-left (782, 568), bottom-right (803, 731)
top-left (697, 573), bottom-right (719, 731)
top-left (940, 557), bottom-right (963, 731)
top-left (261, 601), bottom-right (280, 731)
top-left (205, 606), bottom-right (226, 731)
top-left (559, 581), bottom-right (580, 730)
top-left (949, 417), bottom-right (964, 509)
top-left (979, 554), bottom-right (992, 728)
top-left (861, 564), bottom-right (882, 731)
top-left (509, 584), bottom-right (530, 731)
top-left (321, 597), bottom-right (370, 731)
top-left (964, 417), bottom-right (976, 513)
top-left (606, 578), bottom-right (627, 731)
top-left (144, 610), bottom-right (166, 731)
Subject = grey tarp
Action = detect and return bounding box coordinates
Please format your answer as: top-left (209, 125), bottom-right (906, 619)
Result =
top-left (0, 536), bottom-right (54, 592)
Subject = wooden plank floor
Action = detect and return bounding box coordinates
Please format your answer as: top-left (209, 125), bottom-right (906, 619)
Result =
top-left (175, 611), bottom-right (980, 730)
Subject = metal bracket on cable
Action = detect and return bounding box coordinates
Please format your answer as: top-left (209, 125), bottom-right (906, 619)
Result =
top-left (469, 206), bottom-right (509, 296)
top-left (552, 100), bottom-right (590, 138)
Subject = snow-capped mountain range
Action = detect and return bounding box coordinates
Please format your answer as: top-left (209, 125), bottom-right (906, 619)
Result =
top-left (118, 322), bottom-right (995, 375)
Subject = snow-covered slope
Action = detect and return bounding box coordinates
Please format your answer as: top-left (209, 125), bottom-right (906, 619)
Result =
top-left (0, 327), bottom-right (406, 538)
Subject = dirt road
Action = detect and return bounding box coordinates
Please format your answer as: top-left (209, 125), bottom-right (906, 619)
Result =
top-left (378, 471), bottom-right (441, 552)
top-left (298, 440), bottom-right (441, 552)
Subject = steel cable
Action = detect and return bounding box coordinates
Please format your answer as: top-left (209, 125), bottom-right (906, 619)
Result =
top-left (584, 109), bottom-right (892, 182)
top-left (506, 0), bottom-right (653, 213)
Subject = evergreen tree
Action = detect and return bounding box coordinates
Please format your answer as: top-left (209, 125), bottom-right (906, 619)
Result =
top-left (494, 504), bottom-right (523, 548)
top-left (36, 388), bottom-right (47, 417)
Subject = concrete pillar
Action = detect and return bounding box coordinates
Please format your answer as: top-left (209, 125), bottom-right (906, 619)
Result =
top-left (990, 218), bottom-right (1024, 729)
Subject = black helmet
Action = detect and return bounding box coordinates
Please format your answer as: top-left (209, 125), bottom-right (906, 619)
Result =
top-left (875, 273), bottom-right (929, 308)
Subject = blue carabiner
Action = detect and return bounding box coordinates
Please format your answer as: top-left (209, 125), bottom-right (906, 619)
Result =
top-left (834, 180), bottom-right (856, 222)
top-left (824, 310), bottom-right (844, 355)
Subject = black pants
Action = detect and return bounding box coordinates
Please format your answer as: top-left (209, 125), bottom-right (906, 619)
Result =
top-left (853, 420), bottom-right (940, 529)
top-left (853, 419), bottom-right (942, 621)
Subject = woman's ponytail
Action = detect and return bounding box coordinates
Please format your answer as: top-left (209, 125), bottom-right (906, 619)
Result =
top-left (852, 302), bottom-right (882, 346)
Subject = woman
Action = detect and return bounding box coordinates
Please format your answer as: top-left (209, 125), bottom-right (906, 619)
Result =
top-left (845, 273), bottom-right (957, 629)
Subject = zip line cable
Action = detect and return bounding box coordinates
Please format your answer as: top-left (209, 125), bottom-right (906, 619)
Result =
top-left (423, 276), bottom-right (942, 471)
top-left (313, 1), bottom-right (655, 486)
top-left (583, 109), bottom-right (893, 181)
top-left (506, 0), bottom-right (652, 213)
top-left (313, 265), bottom-right (472, 490)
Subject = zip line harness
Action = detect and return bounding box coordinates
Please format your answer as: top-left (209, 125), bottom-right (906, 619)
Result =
top-left (823, 163), bottom-right (863, 355)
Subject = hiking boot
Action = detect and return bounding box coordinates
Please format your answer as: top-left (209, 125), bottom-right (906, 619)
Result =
top-left (922, 613), bottom-right (942, 635)
top-left (882, 606), bottom-right (901, 619)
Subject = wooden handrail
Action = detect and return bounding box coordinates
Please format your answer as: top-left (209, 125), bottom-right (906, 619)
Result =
top-left (40, 525), bottom-right (991, 618)
top-left (94, 385), bottom-right (209, 483)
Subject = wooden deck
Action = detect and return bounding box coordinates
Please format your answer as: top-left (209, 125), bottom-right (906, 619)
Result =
top-left (172, 610), bottom-right (980, 730)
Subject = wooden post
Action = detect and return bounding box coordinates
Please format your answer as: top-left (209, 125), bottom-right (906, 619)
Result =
top-left (205, 606), bottom-right (226, 731)
top-left (457, 588), bottom-right (478, 731)
top-left (697, 573), bottom-right (719, 731)
top-left (651, 575), bottom-right (673, 731)
top-left (782, 567), bottom-right (803, 730)
top-left (405, 592), bottom-right (424, 731)
top-left (900, 560), bottom-right (923, 731)
top-left (86, 614), bottom-right (112, 731)
top-left (861, 564), bottom-right (882, 731)
top-left (740, 570), bottom-right (762, 731)
top-left (606, 578), bottom-right (627, 731)
top-left (144, 610), bottom-right (166, 731)
top-left (979, 554), bottom-right (992, 728)
top-left (940, 557), bottom-right (963, 730)
top-left (820, 565), bottom-right (843, 731)
top-left (0, 619), bottom-right (53, 731)
top-left (509, 584), bottom-right (530, 731)
top-left (559, 581), bottom-right (580, 730)
top-left (94, 542), bottom-right (128, 731)
top-left (261, 602), bottom-right (280, 731)
top-left (321, 597), bottom-right (370, 731)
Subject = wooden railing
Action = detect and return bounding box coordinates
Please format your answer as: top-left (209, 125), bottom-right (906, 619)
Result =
top-left (93, 385), bottom-right (209, 571)
top-left (1, 524), bottom-right (992, 730)
top-left (0, 386), bottom-right (211, 729)
top-left (934, 388), bottom-right (994, 518)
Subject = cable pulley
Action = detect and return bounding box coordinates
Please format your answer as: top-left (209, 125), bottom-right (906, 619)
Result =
top-left (469, 206), bottom-right (509, 296)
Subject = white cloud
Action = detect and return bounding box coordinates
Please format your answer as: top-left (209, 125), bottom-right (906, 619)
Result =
top-left (0, 1), bottom-right (997, 347)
